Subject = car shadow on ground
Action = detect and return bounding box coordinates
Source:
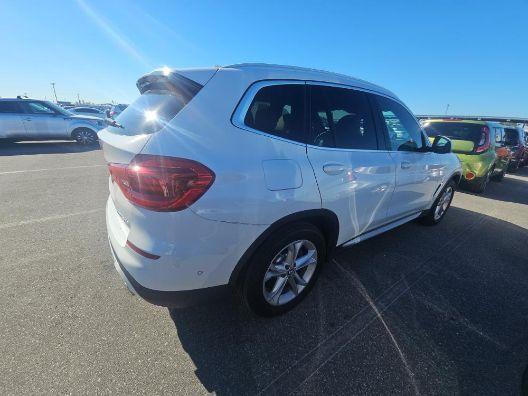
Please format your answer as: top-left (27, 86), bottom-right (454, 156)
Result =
top-left (459, 167), bottom-right (528, 205)
top-left (169, 207), bottom-right (528, 395)
top-left (0, 141), bottom-right (99, 156)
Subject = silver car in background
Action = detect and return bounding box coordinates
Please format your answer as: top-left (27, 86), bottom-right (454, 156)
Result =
top-left (0, 98), bottom-right (106, 144)
top-left (69, 106), bottom-right (108, 120)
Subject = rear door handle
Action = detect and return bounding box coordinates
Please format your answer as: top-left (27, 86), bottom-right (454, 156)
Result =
top-left (323, 163), bottom-right (346, 175)
top-left (401, 161), bottom-right (412, 169)
top-left (24, 118), bottom-right (32, 121)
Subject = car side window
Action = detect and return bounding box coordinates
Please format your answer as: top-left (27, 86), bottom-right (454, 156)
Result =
top-left (0, 101), bottom-right (22, 113)
top-left (309, 85), bottom-right (377, 150)
top-left (23, 102), bottom-right (56, 115)
top-left (374, 95), bottom-right (423, 151)
top-left (244, 84), bottom-right (305, 143)
top-left (494, 128), bottom-right (503, 146)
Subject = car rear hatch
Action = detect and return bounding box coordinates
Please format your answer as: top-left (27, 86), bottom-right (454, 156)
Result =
top-left (424, 121), bottom-right (489, 154)
top-left (98, 68), bottom-right (218, 242)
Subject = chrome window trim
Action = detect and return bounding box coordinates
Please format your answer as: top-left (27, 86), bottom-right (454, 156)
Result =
top-left (231, 78), bottom-right (422, 152)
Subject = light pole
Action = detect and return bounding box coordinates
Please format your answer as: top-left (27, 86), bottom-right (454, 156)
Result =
top-left (51, 82), bottom-right (58, 103)
top-left (444, 103), bottom-right (450, 115)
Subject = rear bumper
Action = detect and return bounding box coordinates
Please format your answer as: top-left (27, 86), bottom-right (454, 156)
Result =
top-left (109, 238), bottom-right (231, 308)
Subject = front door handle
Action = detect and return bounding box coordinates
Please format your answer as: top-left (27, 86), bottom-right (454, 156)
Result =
top-left (401, 161), bottom-right (412, 169)
top-left (323, 163), bottom-right (346, 175)
top-left (24, 118), bottom-right (32, 121)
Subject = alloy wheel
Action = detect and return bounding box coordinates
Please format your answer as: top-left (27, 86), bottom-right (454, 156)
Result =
top-left (76, 130), bottom-right (96, 144)
top-left (434, 186), bottom-right (453, 221)
top-left (262, 239), bottom-right (318, 306)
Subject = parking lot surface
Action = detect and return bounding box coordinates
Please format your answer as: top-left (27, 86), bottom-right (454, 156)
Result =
top-left (1, 142), bottom-right (527, 395)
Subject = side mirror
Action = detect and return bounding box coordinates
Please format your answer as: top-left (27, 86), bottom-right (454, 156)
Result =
top-left (431, 135), bottom-right (452, 154)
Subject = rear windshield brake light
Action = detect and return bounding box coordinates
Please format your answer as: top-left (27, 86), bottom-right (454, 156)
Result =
top-left (475, 126), bottom-right (490, 153)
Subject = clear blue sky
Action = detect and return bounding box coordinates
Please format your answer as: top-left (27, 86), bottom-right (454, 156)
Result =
top-left (1, 0), bottom-right (527, 116)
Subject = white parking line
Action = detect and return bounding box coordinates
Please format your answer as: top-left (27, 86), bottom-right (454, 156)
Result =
top-left (0, 164), bottom-right (106, 175)
top-left (0, 209), bottom-right (104, 230)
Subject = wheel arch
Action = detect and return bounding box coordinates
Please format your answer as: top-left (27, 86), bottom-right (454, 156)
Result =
top-left (449, 171), bottom-right (461, 185)
top-left (228, 209), bottom-right (339, 287)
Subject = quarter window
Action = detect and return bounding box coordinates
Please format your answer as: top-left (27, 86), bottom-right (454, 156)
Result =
top-left (244, 84), bottom-right (305, 143)
top-left (309, 85), bottom-right (377, 150)
top-left (375, 96), bottom-right (423, 151)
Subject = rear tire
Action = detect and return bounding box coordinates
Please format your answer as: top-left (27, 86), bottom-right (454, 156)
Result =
top-left (471, 170), bottom-right (491, 193)
top-left (419, 180), bottom-right (456, 226)
top-left (73, 128), bottom-right (98, 145)
top-left (242, 222), bottom-right (326, 317)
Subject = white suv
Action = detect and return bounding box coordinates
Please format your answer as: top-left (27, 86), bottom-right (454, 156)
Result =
top-left (99, 64), bottom-right (461, 316)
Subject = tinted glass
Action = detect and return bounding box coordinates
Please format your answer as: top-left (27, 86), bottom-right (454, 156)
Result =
top-left (504, 128), bottom-right (519, 145)
top-left (244, 84), bottom-right (305, 143)
top-left (423, 122), bottom-right (485, 144)
top-left (375, 96), bottom-right (423, 151)
top-left (108, 93), bottom-right (187, 136)
top-left (0, 101), bottom-right (21, 113)
top-left (309, 85), bottom-right (377, 150)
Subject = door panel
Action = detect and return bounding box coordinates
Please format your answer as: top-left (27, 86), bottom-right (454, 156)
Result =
top-left (372, 94), bottom-right (441, 219)
top-left (0, 114), bottom-right (26, 138)
top-left (307, 84), bottom-right (396, 244)
top-left (20, 102), bottom-right (68, 139)
top-left (22, 114), bottom-right (67, 138)
top-left (307, 147), bottom-right (396, 243)
top-left (387, 151), bottom-right (443, 219)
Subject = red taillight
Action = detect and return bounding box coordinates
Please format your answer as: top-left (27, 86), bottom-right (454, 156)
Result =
top-left (108, 155), bottom-right (215, 211)
top-left (465, 171), bottom-right (475, 181)
top-left (475, 126), bottom-right (490, 153)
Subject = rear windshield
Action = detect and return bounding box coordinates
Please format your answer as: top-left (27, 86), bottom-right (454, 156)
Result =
top-left (108, 74), bottom-right (202, 136)
top-left (107, 93), bottom-right (188, 136)
top-left (424, 122), bottom-right (484, 143)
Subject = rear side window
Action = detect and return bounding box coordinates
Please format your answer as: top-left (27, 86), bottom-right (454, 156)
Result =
top-left (109, 73), bottom-right (203, 136)
top-left (374, 96), bottom-right (423, 151)
top-left (309, 85), bottom-right (377, 150)
top-left (244, 84), bottom-right (305, 143)
top-left (0, 101), bottom-right (21, 113)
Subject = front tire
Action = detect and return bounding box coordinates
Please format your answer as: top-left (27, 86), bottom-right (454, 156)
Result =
top-left (242, 222), bottom-right (326, 317)
top-left (73, 128), bottom-right (98, 145)
top-left (419, 180), bottom-right (456, 226)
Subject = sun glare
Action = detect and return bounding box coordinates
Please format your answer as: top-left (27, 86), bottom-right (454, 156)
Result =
top-left (145, 110), bottom-right (158, 122)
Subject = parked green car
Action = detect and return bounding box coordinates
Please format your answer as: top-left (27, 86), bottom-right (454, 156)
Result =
top-left (423, 120), bottom-right (511, 193)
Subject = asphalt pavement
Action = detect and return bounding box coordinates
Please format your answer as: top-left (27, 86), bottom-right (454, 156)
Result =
top-left (1, 141), bottom-right (527, 395)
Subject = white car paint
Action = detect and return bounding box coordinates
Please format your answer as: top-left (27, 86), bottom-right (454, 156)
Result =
top-left (98, 64), bottom-right (461, 309)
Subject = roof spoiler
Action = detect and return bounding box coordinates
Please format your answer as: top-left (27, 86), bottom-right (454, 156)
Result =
top-left (136, 70), bottom-right (204, 103)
